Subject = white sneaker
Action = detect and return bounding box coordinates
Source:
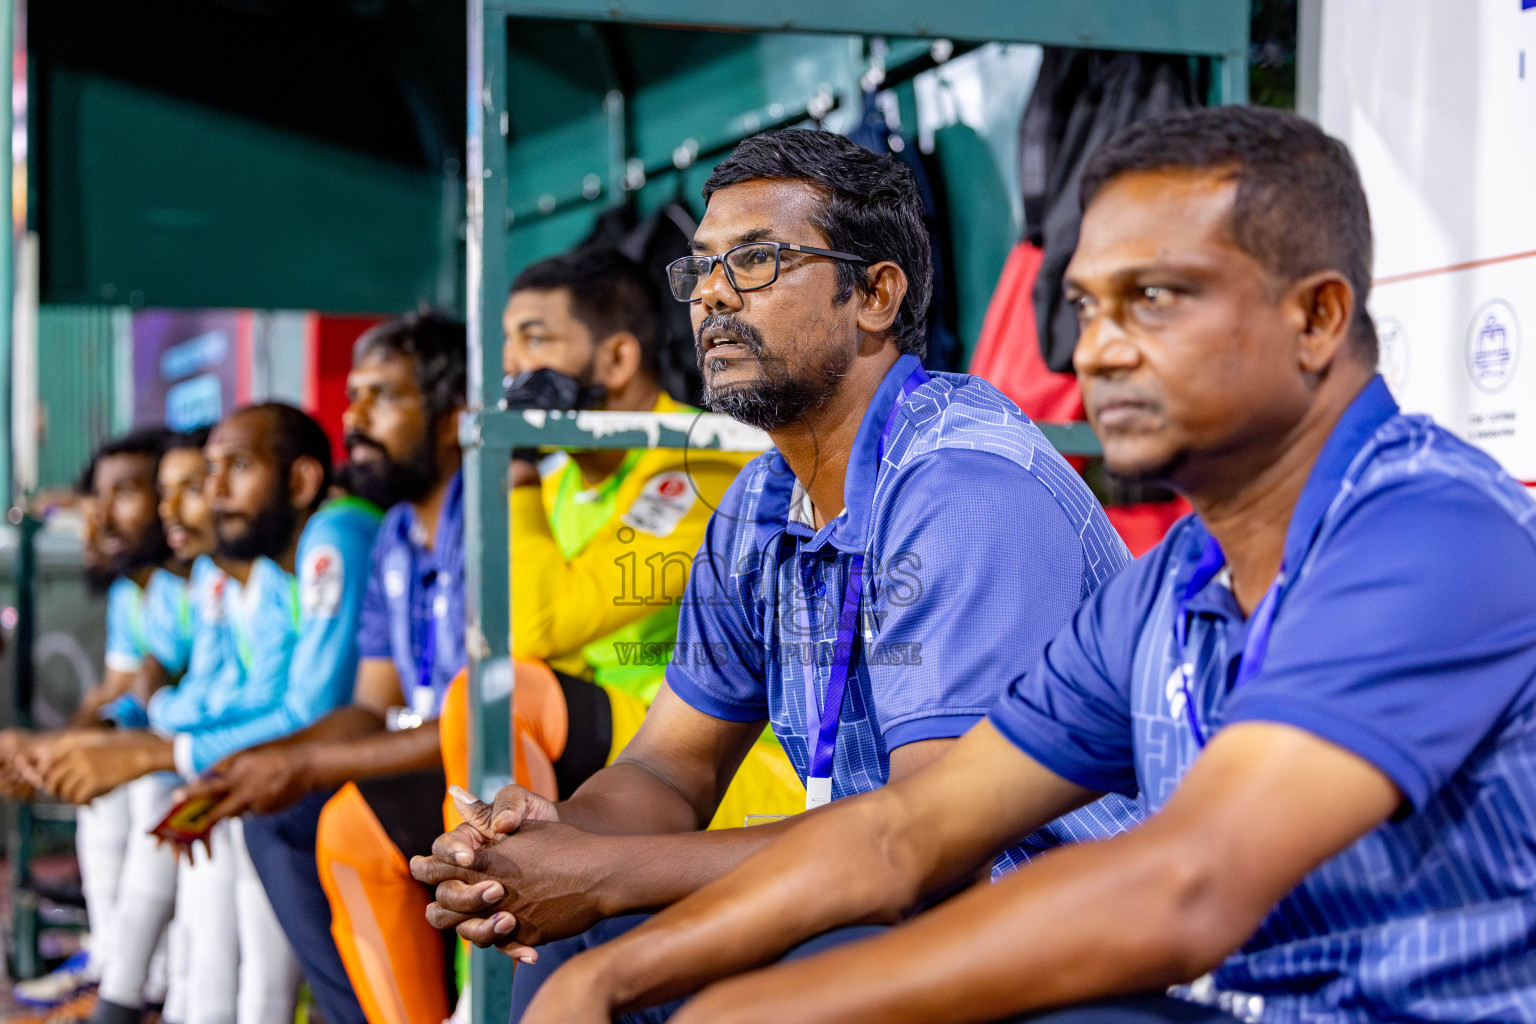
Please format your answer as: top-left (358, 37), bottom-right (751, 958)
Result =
top-left (12, 951), bottom-right (97, 1008)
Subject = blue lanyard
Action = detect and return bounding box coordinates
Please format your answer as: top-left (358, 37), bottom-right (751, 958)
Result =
top-left (412, 568), bottom-right (445, 717)
top-left (1171, 536), bottom-right (1286, 747)
top-left (804, 365), bottom-right (928, 808)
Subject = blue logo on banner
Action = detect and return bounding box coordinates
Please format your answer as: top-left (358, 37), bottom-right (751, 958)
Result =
top-left (165, 373), bottom-right (223, 430)
top-left (160, 329), bottom-right (229, 380)
top-left (1525, 0), bottom-right (1535, 12)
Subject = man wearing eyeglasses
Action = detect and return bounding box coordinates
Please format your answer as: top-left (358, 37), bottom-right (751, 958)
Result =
top-left (411, 128), bottom-right (1138, 1019)
top-left (513, 108), bottom-right (1536, 1024)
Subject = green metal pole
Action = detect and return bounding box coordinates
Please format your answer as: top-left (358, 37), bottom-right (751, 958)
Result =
top-left (0, 0), bottom-right (32, 983)
top-left (465, 3), bottom-right (514, 1022)
top-left (0, 0), bottom-right (14, 509)
top-left (9, 513), bottom-right (39, 980)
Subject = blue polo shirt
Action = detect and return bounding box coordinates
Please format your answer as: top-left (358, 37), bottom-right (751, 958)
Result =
top-left (357, 473), bottom-right (466, 717)
top-left (991, 377), bottom-right (1536, 1023)
top-left (669, 354), bottom-right (1140, 856)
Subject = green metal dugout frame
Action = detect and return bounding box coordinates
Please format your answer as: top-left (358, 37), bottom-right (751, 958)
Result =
top-left (463, 4), bottom-right (1248, 1019)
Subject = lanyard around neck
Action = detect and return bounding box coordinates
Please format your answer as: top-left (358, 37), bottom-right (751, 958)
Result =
top-left (804, 364), bottom-right (928, 810)
top-left (1171, 536), bottom-right (1286, 747)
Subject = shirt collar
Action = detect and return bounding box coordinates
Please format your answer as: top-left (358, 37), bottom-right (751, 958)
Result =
top-left (1177, 375), bottom-right (1399, 608)
top-left (813, 354), bottom-right (927, 555)
top-left (403, 470), bottom-right (464, 555)
top-left (750, 354), bottom-right (924, 557)
top-left (1281, 374), bottom-right (1398, 572)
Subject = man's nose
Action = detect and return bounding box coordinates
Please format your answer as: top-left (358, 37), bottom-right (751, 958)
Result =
top-left (1073, 314), bottom-right (1140, 378)
top-left (697, 262), bottom-right (742, 315)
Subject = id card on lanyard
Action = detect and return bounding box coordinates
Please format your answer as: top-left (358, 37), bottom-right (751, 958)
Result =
top-left (804, 366), bottom-right (928, 810)
top-left (411, 573), bottom-right (446, 719)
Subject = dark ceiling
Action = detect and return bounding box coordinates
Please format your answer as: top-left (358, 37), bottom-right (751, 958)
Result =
top-left (30, 0), bottom-right (466, 169)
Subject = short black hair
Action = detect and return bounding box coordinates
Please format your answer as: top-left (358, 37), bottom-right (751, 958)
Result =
top-left (509, 248), bottom-right (664, 378)
top-left (1080, 105), bottom-right (1377, 360)
top-left (703, 128), bottom-right (933, 357)
top-left (165, 427), bottom-right (210, 453)
top-left (353, 310), bottom-right (468, 420)
top-left (244, 403), bottom-right (333, 512)
top-left (81, 426), bottom-right (174, 493)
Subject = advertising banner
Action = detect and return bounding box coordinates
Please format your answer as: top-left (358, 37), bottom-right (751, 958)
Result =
top-left (1319, 0), bottom-right (1536, 484)
top-left (132, 309), bottom-right (251, 431)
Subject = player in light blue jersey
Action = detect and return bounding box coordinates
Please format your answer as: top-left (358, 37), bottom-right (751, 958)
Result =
top-left (102, 576), bottom-right (148, 679)
top-left (42, 405), bottom-right (352, 1024)
top-left (91, 432), bottom-right (212, 1024)
top-left (167, 479), bottom-right (381, 778)
top-left (3, 429), bottom-right (179, 1014)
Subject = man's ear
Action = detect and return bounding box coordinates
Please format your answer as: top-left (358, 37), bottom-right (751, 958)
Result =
top-left (1290, 271), bottom-right (1357, 374)
top-left (854, 261), bottom-right (909, 342)
top-left (288, 455), bottom-right (327, 511)
top-left (592, 332), bottom-right (643, 393)
top-left (435, 403), bottom-right (467, 449)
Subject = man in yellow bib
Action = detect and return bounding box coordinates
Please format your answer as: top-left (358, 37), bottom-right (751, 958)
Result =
top-left (496, 247), bottom-right (801, 831)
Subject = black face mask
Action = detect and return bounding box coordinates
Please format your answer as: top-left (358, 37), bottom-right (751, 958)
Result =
top-left (501, 368), bottom-right (608, 412)
top-left (501, 368), bottom-right (608, 461)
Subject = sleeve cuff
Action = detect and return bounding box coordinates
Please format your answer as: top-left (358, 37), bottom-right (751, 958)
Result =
top-left (1222, 694), bottom-right (1431, 809)
top-left (665, 666), bottom-right (767, 723)
top-left (172, 733), bottom-right (197, 778)
top-left (146, 689), bottom-right (174, 737)
top-left (106, 652), bottom-right (142, 673)
top-left (100, 694), bottom-right (149, 730)
top-left (884, 712), bottom-right (984, 751)
top-left (987, 704), bottom-right (1139, 798)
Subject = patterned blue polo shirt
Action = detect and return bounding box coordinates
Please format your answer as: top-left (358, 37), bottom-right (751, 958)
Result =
top-left (357, 472), bottom-right (466, 718)
top-left (668, 353), bottom-right (1141, 857)
top-left (992, 376), bottom-right (1536, 1022)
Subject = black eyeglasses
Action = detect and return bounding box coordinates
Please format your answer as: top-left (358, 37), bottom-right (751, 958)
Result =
top-left (666, 241), bottom-right (867, 303)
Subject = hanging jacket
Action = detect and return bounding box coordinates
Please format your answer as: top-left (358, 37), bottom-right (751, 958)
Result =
top-left (580, 199), bottom-right (703, 405)
top-left (1019, 48), bottom-right (1199, 372)
top-left (846, 91), bottom-right (964, 373)
top-left (967, 241), bottom-right (1082, 423)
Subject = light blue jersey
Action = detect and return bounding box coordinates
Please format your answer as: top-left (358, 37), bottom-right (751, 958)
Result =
top-left (104, 576), bottom-right (146, 674)
top-left (147, 556), bottom-right (240, 736)
top-left (102, 569), bottom-right (197, 729)
top-left (172, 497), bottom-right (381, 776)
top-left (142, 568), bottom-right (195, 678)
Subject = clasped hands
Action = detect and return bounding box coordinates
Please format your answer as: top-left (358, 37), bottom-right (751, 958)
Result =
top-left (2, 727), bottom-right (165, 805)
top-left (410, 783), bottom-right (611, 963)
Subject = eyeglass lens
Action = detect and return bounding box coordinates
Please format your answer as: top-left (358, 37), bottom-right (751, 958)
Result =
top-left (668, 242), bottom-right (781, 302)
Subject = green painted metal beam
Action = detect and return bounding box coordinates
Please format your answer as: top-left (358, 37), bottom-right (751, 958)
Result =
top-left (463, 0), bottom-right (515, 1019)
top-left (470, 408), bottom-right (1104, 457)
top-left (0, 0), bottom-right (13, 510)
top-left (485, 0), bottom-right (1249, 57)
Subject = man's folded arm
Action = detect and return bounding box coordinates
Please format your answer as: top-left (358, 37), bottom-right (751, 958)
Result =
top-left (655, 721), bottom-right (1401, 1024)
top-left (540, 721), bottom-right (1092, 1019)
